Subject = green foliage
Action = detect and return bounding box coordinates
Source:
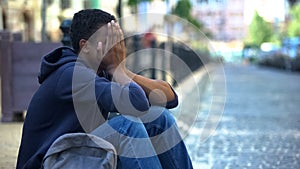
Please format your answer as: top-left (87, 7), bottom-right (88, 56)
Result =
top-left (249, 11), bottom-right (273, 46)
top-left (127, 0), bottom-right (154, 7)
top-left (187, 16), bottom-right (204, 29)
top-left (173, 0), bottom-right (191, 19)
top-left (127, 0), bottom-right (206, 34)
top-left (127, 0), bottom-right (165, 13)
top-left (287, 4), bottom-right (300, 37)
top-left (172, 0), bottom-right (203, 29)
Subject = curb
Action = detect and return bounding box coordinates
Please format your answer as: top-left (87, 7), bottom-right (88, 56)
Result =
top-left (174, 64), bottom-right (213, 100)
top-left (172, 63), bottom-right (217, 136)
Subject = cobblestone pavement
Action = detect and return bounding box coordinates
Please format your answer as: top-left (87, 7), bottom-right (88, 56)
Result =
top-left (0, 76), bottom-right (23, 169)
top-left (0, 122), bottom-right (22, 169)
top-left (183, 64), bottom-right (300, 169)
top-left (1, 64), bottom-right (300, 168)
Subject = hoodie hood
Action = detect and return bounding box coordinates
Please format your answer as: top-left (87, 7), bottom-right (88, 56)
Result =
top-left (38, 47), bottom-right (77, 84)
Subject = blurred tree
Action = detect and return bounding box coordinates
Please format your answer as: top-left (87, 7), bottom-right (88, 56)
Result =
top-left (116, 0), bottom-right (123, 28)
top-left (116, 0), bottom-right (122, 18)
top-left (287, 4), bottom-right (300, 37)
top-left (128, 0), bottom-right (154, 6)
top-left (249, 11), bottom-right (273, 46)
top-left (172, 0), bottom-right (203, 29)
top-left (41, 0), bottom-right (47, 41)
top-left (127, 0), bottom-right (156, 13)
top-left (173, 0), bottom-right (191, 19)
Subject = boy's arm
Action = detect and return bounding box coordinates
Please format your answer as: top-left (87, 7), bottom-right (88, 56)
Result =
top-left (100, 21), bottom-right (178, 108)
top-left (126, 70), bottom-right (177, 107)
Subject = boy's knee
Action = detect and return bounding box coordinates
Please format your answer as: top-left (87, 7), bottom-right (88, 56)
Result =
top-left (107, 107), bottom-right (177, 138)
top-left (143, 107), bottom-right (177, 133)
top-left (109, 115), bottom-right (149, 138)
top-left (161, 108), bottom-right (176, 123)
top-left (140, 106), bottom-right (175, 124)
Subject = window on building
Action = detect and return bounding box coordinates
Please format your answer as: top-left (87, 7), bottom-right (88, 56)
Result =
top-left (197, 0), bottom-right (224, 4)
top-left (60, 0), bottom-right (71, 10)
top-left (197, 0), bottom-right (208, 4)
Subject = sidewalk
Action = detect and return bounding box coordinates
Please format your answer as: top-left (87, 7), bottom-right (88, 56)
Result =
top-left (176, 63), bottom-right (226, 168)
top-left (0, 120), bottom-right (22, 169)
top-left (0, 75), bottom-right (23, 168)
top-left (183, 63), bottom-right (300, 168)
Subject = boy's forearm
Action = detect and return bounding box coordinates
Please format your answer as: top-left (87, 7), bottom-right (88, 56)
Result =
top-left (109, 67), bottom-right (131, 85)
top-left (125, 70), bottom-right (176, 105)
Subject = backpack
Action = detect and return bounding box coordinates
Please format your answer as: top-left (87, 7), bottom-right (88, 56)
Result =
top-left (42, 133), bottom-right (117, 169)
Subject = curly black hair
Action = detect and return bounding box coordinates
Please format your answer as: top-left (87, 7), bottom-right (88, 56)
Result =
top-left (70, 9), bottom-right (116, 54)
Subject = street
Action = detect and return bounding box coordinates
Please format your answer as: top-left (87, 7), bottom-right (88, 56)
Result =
top-left (184, 63), bottom-right (300, 169)
top-left (1, 63), bottom-right (300, 168)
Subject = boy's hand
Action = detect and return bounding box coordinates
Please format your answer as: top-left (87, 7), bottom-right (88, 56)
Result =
top-left (98, 20), bottom-right (126, 76)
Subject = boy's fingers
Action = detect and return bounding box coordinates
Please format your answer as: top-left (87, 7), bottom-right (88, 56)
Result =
top-left (97, 41), bottom-right (103, 57)
top-left (120, 30), bottom-right (125, 47)
top-left (116, 23), bottom-right (124, 44)
top-left (105, 22), bottom-right (112, 53)
top-left (112, 20), bottom-right (118, 45)
top-left (112, 21), bottom-right (124, 49)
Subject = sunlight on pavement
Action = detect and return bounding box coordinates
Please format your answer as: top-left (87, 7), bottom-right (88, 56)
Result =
top-left (0, 121), bottom-right (23, 169)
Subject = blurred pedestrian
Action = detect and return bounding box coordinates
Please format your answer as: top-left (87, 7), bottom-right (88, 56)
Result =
top-left (142, 27), bottom-right (157, 48)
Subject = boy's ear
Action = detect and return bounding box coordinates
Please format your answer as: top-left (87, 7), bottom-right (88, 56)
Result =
top-left (79, 39), bottom-right (88, 53)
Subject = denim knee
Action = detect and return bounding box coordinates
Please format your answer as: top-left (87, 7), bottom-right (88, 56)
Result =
top-left (143, 107), bottom-right (177, 136)
top-left (108, 115), bottom-right (149, 138)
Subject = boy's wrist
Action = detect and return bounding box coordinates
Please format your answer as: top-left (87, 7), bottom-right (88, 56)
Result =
top-left (106, 63), bottom-right (126, 76)
top-left (108, 66), bottom-right (131, 85)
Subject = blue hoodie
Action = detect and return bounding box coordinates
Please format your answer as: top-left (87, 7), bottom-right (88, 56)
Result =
top-left (16, 47), bottom-right (155, 169)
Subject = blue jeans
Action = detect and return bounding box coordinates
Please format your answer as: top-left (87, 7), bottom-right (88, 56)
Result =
top-left (92, 106), bottom-right (193, 169)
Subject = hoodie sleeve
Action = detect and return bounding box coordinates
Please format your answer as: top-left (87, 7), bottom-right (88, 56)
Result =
top-left (94, 78), bottom-right (150, 116)
top-left (57, 63), bottom-right (149, 117)
top-left (165, 86), bottom-right (179, 109)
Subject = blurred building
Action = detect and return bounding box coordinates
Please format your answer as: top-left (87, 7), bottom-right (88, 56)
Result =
top-left (0, 0), bottom-right (178, 42)
top-left (191, 0), bottom-right (288, 41)
top-left (0, 0), bottom-right (126, 42)
top-left (190, 0), bottom-right (289, 62)
top-left (191, 0), bottom-right (246, 41)
top-left (1, 0), bottom-right (289, 43)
